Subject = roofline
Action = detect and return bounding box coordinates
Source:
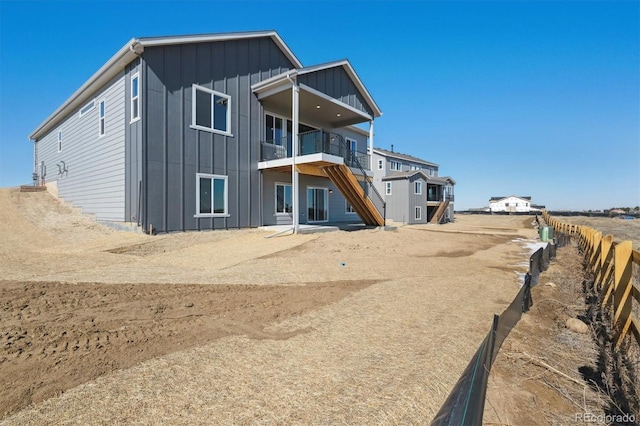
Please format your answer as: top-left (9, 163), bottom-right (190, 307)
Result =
top-left (489, 196), bottom-right (532, 202)
top-left (138, 30), bottom-right (302, 69)
top-left (29, 37), bottom-right (141, 140)
top-left (30, 31), bottom-right (302, 141)
top-left (372, 148), bottom-right (439, 167)
top-left (297, 59), bottom-right (382, 118)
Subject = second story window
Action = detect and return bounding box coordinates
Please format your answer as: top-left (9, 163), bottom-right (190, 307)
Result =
top-left (385, 182), bottom-right (392, 195)
top-left (131, 73), bottom-right (140, 122)
top-left (390, 160), bottom-right (401, 171)
top-left (414, 181), bottom-right (422, 195)
top-left (377, 159), bottom-right (383, 170)
top-left (57, 131), bottom-right (62, 152)
top-left (98, 100), bottom-right (105, 137)
top-left (191, 84), bottom-right (231, 136)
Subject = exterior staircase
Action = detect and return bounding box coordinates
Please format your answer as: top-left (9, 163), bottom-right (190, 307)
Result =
top-left (323, 164), bottom-right (385, 226)
top-left (429, 200), bottom-right (450, 224)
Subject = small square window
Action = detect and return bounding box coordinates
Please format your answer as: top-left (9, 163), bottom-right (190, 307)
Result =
top-left (346, 200), bottom-right (355, 213)
top-left (191, 85), bottom-right (231, 136)
top-left (196, 173), bottom-right (228, 216)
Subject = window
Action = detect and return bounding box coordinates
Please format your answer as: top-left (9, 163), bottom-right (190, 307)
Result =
top-left (131, 73), bottom-right (140, 122)
top-left (79, 100), bottom-right (95, 117)
top-left (428, 167), bottom-right (434, 176)
top-left (347, 138), bottom-right (357, 162)
top-left (414, 181), bottom-right (422, 195)
top-left (275, 183), bottom-right (292, 214)
top-left (410, 165), bottom-right (419, 171)
top-left (98, 100), bottom-right (105, 137)
top-left (377, 159), bottom-right (383, 170)
top-left (390, 160), bottom-right (402, 171)
top-left (191, 84), bottom-right (231, 135)
top-left (346, 200), bottom-right (355, 213)
top-left (385, 182), bottom-right (392, 195)
top-left (57, 131), bottom-right (62, 152)
top-left (415, 206), bottom-right (422, 220)
top-left (196, 173), bottom-right (228, 217)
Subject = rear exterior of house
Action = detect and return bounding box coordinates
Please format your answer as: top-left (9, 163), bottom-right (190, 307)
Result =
top-left (30, 31), bottom-right (383, 233)
top-left (372, 148), bottom-right (455, 224)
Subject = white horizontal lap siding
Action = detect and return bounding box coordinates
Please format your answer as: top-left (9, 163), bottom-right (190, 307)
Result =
top-left (36, 72), bottom-right (126, 221)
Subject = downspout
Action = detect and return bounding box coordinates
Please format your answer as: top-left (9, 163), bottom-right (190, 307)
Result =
top-left (286, 72), bottom-right (299, 234)
top-left (31, 138), bottom-right (38, 186)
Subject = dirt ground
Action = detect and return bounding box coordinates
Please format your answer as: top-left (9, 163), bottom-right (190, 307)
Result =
top-left (556, 215), bottom-right (640, 251)
top-left (1, 188), bottom-right (607, 424)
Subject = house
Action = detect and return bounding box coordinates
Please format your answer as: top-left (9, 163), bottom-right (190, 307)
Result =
top-left (489, 196), bottom-right (543, 213)
top-left (372, 148), bottom-right (455, 224)
top-left (29, 31), bottom-right (384, 234)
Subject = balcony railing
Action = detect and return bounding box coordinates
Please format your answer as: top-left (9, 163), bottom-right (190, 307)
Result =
top-left (427, 194), bottom-right (455, 202)
top-left (260, 130), bottom-right (370, 171)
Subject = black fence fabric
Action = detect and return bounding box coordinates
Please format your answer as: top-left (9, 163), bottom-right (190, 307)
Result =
top-left (431, 239), bottom-right (560, 426)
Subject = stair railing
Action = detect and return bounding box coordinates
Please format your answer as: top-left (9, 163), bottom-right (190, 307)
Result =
top-left (333, 132), bottom-right (386, 225)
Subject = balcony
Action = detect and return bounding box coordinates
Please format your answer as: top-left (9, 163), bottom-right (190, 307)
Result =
top-left (260, 129), bottom-right (370, 170)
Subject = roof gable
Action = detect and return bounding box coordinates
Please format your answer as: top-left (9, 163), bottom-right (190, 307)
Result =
top-left (296, 60), bottom-right (382, 118)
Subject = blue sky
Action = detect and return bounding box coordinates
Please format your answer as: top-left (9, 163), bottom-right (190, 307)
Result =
top-left (0, 0), bottom-right (638, 211)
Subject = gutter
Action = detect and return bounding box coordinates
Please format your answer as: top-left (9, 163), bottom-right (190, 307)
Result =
top-left (29, 38), bottom-right (143, 141)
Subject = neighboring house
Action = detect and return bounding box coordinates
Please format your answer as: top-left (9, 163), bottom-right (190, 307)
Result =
top-left (489, 196), bottom-right (543, 213)
top-left (372, 148), bottom-right (455, 224)
top-left (29, 31), bottom-right (384, 233)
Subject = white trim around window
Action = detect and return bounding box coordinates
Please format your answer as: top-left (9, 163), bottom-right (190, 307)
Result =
top-left (195, 173), bottom-right (229, 218)
top-left (377, 159), bottom-right (383, 170)
top-left (385, 181), bottom-right (392, 195)
top-left (98, 99), bottom-right (105, 137)
top-left (190, 84), bottom-right (233, 137)
top-left (57, 131), bottom-right (62, 153)
top-left (414, 181), bottom-right (422, 195)
top-left (130, 72), bottom-right (140, 123)
top-left (346, 200), bottom-right (356, 214)
top-left (415, 206), bottom-right (422, 220)
top-left (79, 100), bottom-right (95, 117)
top-left (275, 182), bottom-right (293, 215)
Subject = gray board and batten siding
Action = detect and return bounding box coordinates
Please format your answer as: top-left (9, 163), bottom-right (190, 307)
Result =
top-left (141, 38), bottom-right (295, 233)
top-left (297, 66), bottom-right (375, 117)
top-left (125, 59), bottom-right (143, 223)
top-left (36, 72), bottom-right (127, 221)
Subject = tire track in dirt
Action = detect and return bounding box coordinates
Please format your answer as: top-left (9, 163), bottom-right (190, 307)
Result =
top-left (0, 279), bottom-right (377, 419)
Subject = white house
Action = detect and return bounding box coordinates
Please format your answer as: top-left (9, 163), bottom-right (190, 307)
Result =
top-left (489, 196), bottom-right (542, 213)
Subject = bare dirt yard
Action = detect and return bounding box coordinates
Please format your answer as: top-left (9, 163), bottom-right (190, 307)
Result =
top-left (2, 189), bottom-right (624, 424)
